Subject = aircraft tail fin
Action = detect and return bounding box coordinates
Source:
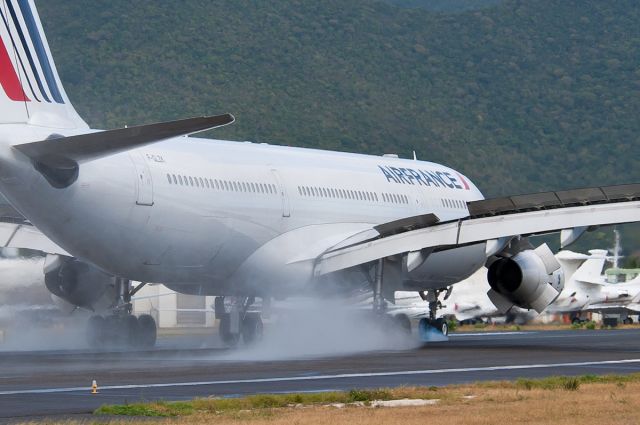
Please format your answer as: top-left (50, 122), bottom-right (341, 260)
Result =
top-left (572, 249), bottom-right (608, 284)
top-left (0, 0), bottom-right (87, 129)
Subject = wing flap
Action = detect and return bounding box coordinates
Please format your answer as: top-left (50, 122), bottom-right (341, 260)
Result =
top-left (315, 193), bottom-right (640, 276)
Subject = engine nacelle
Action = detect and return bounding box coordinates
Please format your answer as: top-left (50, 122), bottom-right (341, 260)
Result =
top-left (487, 244), bottom-right (564, 313)
top-left (44, 256), bottom-right (117, 313)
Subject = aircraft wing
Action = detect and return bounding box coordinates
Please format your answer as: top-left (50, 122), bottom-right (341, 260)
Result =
top-left (315, 184), bottom-right (639, 276)
top-left (583, 303), bottom-right (640, 314)
top-left (0, 205), bottom-right (69, 256)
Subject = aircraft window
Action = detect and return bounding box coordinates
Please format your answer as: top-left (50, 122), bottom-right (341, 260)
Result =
top-left (186, 176), bottom-right (192, 186)
top-left (166, 174), bottom-right (171, 184)
top-left (367, 192), bottom-right (372, 201)
top-left (172, 175), bottom-right (177, 185)
top-left (194, 178), bottom-right (200, 188)
top-left (176, 175), bottom-right (182, 185)
top-left (270, 184), bottom-right (276, 194)
top-left (298, 186), bottom-right (302, 195)
top-left (324, 188), bottom-right (330, 197)
top-left (244, 182), bottom-right (249, 192)
top-left (205, 179), bottom-right (210, 189)
top-left (403, 195), bottom-right (407, 204)
top-left (374, 193), bottom-right (378, 202)
top-left (358, 191), bottom-right (363, 200)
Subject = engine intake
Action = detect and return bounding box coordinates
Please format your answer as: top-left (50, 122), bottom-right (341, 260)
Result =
top-left (487, 244), bottom-right (564, 313)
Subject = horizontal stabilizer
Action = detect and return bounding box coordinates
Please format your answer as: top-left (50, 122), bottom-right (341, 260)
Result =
top-left (14, 114), bottom-right (235, 163)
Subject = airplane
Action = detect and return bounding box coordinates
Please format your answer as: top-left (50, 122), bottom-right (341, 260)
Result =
top-left (0, 0), bottom-right (638, 348)
top-left (550, 249), bottom-right (640, 324)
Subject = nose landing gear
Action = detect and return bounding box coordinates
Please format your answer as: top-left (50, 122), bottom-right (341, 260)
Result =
top-left (417, 289), bottom-right (450, 340)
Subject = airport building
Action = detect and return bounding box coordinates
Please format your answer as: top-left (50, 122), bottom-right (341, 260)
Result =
top-left (132, 284), bottom-right (216, 328)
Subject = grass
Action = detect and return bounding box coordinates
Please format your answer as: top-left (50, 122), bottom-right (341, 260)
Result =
top-left (94, 388), bottom-right (430, 416)
top-left (91, 374), bottom-right (640, 421)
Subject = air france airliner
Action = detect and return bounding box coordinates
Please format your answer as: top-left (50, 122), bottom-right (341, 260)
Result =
top-left (0, 0), bottom-right (638, 347)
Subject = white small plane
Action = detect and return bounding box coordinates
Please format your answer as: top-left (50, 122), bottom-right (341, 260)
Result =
top-left (0, 0), bottom-right (638, 348)
top-left (550, 249), bottom-right (640, 323)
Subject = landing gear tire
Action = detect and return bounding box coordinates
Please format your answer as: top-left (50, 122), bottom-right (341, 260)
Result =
top-left (86, 315), bottom-right (106, 348)
top-left (124, 315), bottom-right (140, 347)
top-left (242, 314), bottom-right (264, 345)
top-left (219, 314), bottom-right (240, 347)
top-left (393, 314), bottom-right (412, 335)
top-left (419, 318), bottom-right (449, 338)
top-left (435, 318), bottom-right (448, 336)
top-left (137, 314), bottom-right (157, 348)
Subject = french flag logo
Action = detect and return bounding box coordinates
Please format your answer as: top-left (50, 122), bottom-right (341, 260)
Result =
top-left (0, 0), bottom-right (64, 104)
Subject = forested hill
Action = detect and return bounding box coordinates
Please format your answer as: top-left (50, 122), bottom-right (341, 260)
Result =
top-left (36, 0), bottom-right (640, 250)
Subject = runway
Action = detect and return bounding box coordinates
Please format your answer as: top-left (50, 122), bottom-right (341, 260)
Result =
top-left (1, 328), bottom-right (640, 420)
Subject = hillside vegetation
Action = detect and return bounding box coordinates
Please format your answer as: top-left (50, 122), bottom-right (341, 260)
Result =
top-left (36, 0), bottom-right (640, 250)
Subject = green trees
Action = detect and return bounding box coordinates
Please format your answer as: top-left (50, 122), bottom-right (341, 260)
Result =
top-left (37, 0), bottom-right (640, 248)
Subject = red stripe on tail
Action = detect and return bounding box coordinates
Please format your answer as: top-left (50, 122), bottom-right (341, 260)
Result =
top-left (0, 37), bottom-right (30, 102)
top-left (456, 172), bottom-right (471, 190)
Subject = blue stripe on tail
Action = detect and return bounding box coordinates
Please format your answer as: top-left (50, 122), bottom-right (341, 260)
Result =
top-left (16, 0), bottom-right (64, 104)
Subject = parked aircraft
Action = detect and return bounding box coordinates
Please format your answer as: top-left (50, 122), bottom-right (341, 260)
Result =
top-left (550, 250), bottom-right (640, 323)
top-left (0, 0), bottom-right (638, 347)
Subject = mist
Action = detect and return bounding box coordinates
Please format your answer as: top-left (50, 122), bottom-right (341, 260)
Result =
top-left (0, 256), bottom-right (89, 351)
top-left (224, 297), bottom-right (421, 361)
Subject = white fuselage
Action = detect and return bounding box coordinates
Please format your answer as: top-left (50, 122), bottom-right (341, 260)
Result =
top-left (0, 124), bottom-right (485, 296)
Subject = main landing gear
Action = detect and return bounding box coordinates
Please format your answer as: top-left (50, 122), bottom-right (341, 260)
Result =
top-left (86, 278), bottom-right (157, 349)
top-left (371, 259), bottom-right (449, 339)
top-left (215, 296), bottom-right (264, 346)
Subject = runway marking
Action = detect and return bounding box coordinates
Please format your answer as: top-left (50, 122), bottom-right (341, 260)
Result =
top-left (451, 332), bottom-right (531, 337)
top-left (2, 358), bottom-right (640, 396)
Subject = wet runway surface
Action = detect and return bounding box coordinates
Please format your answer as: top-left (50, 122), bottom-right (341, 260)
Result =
top-left (2, 328), bottom-right (640, 420)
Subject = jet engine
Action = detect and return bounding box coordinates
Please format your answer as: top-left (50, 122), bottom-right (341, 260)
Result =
top-left (487, 243), bottom-right (564, 313)
top-left (44, 255), bottom-right (117, 313)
